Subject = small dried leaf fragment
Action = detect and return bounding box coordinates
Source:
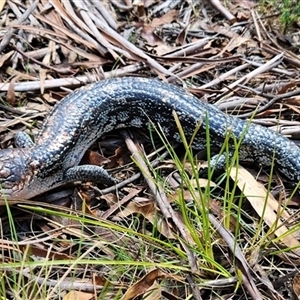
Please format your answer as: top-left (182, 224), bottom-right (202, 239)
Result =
top-left (85, 150), bottom-right (111, 166)
top-left (6, 77), bottom-right (17, 106)
top-left (116, 199), bottom-right (176, 238)
top-left (141, 9), bottom-right (178, 47)
top-left (293, 273), bottom-right (300, 299)
top-left (0, 50), bottom-right (14, 67)
top-left (63, 291), bottom-right (93, 300)
top-left (121, 269), bottom-right (183, 300)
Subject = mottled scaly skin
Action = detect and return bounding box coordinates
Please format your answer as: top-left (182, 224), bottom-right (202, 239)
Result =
top-left (0, 77), bottom-right (299, 200)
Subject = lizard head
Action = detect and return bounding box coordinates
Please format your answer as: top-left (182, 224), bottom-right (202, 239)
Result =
top-left (0, 148), bottom-right (38, 200)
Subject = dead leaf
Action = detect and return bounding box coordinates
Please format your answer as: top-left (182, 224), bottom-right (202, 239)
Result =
top-left (133, 0), bottom-right (146, 19)
top-left (229, 166), bottom-right (300, 252)
top-left (121, 269), bottom-right (183, 300)
top-left (151, 10), bottom-right (178, 27)
top-left (18, 245), bottom-right (73, 260)
top-left (63, 291), bottom-right (93, 300)
top-left (0, 50), bottom-right (14, 68)
top-left (6, 76), bottom-right (17, 106)
top-left (141, 25), bottom-right (164, 46)
top-left (293, 273), bottom-right (300, 298)
top-left (85, 150), bottom-right (111, 166)
top-left (140, 10), bottom-right (178, 47)
top-left (176, 25), bottom-right (188, 46)
top-left (116, 199), bottom-right (176, 238)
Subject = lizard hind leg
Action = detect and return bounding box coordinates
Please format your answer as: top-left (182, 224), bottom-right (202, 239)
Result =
top-left (64, 165), bottom-right (119, 186)
top-left (198, 152), bottom-right (234, 178)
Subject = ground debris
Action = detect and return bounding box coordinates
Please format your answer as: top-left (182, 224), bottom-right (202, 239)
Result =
top-left (0, 1), bottom-right (300, 299)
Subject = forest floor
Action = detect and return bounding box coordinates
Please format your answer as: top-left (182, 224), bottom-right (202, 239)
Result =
top-left (0, 0), bottom-right (300, 299)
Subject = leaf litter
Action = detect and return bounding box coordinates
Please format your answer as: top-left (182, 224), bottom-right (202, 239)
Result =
top-left (0, 0), bottom-right (300, 299)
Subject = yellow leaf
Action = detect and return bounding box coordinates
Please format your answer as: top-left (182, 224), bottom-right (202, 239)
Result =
top-left (229, 166), bottom-right (300, 251)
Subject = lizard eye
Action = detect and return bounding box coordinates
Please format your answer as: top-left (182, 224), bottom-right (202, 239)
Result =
top-left (0, 163), bottom-right (22, 189)
top-left (0, 167), bottom-right (10, 179)
top-left (0, 149), bottom-right (28, 191)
